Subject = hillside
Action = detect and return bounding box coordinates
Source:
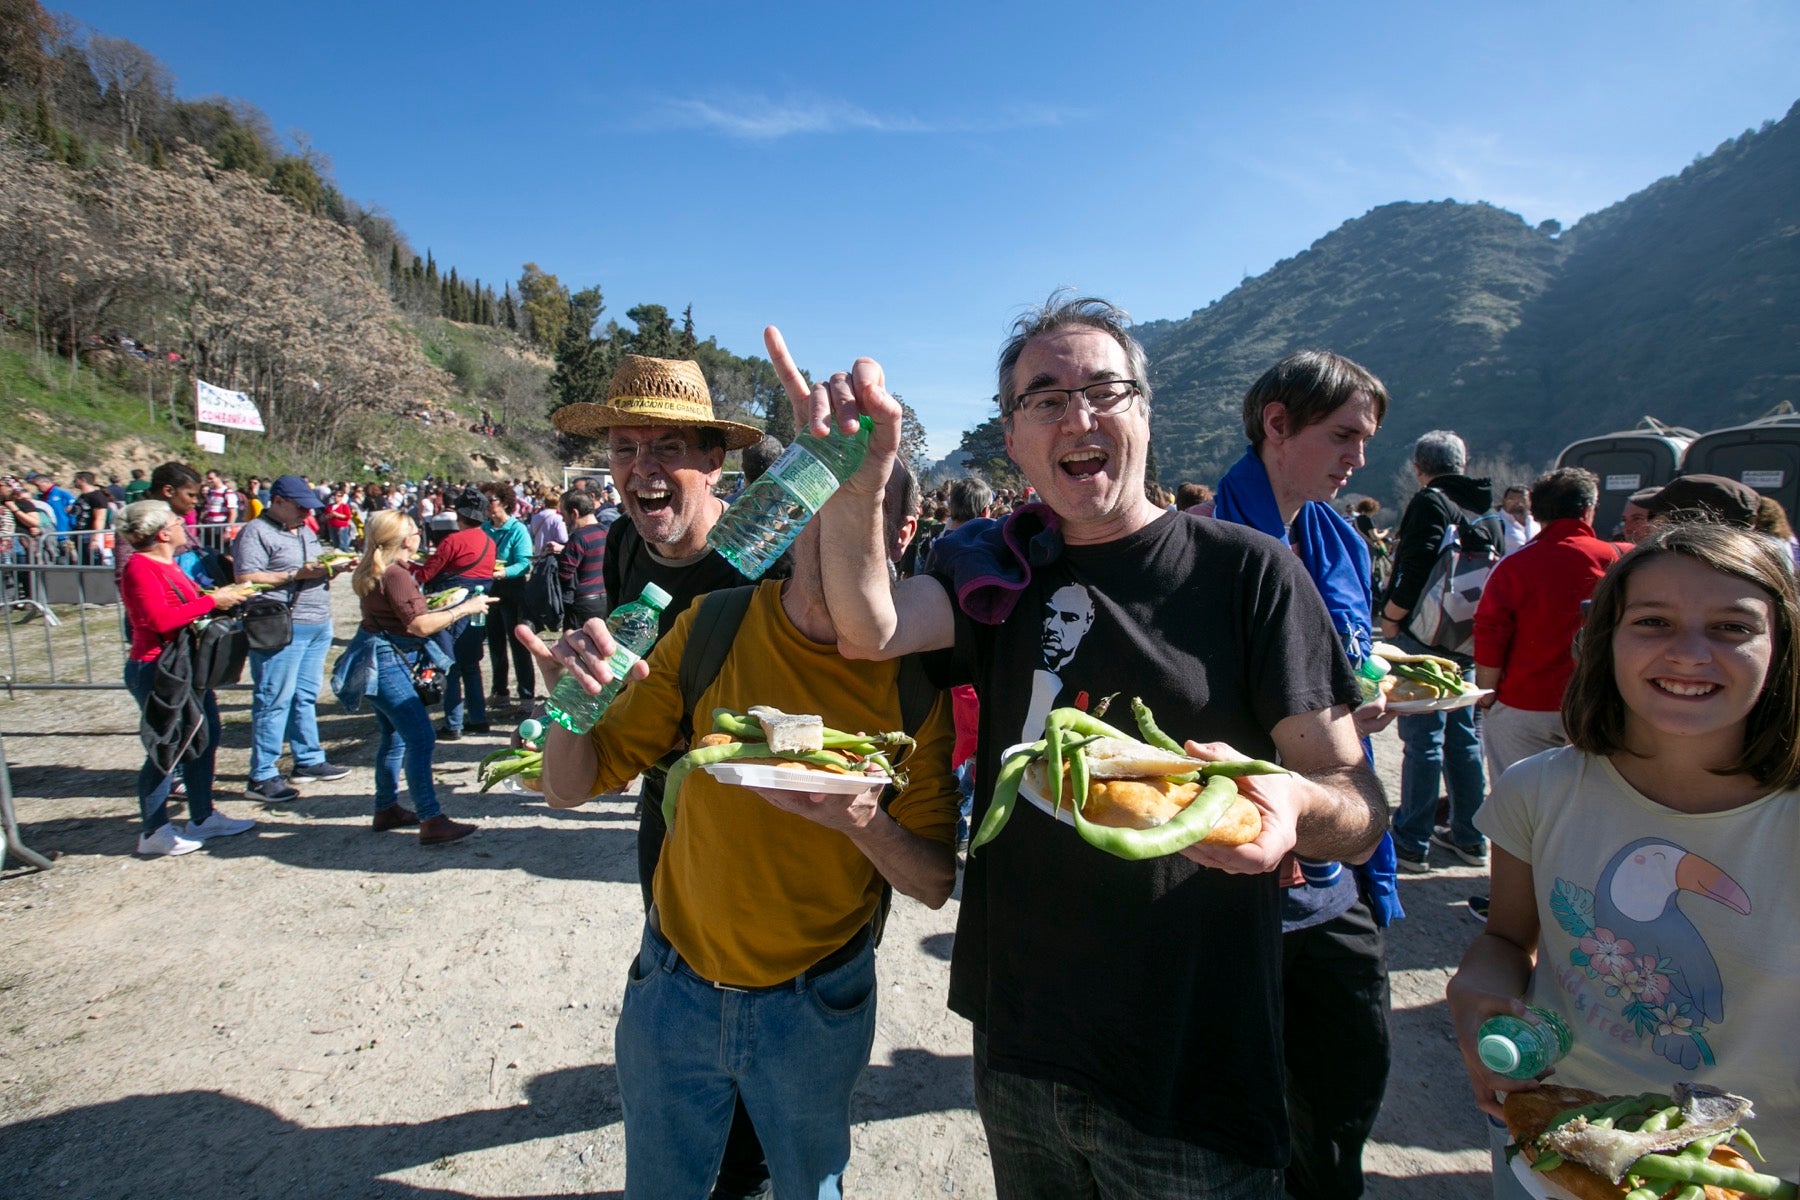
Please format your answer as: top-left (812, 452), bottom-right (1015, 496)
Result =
top-left (1133, 100), bottom-right (1800, 502)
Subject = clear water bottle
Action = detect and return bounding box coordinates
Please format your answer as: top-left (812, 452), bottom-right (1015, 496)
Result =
top-left (1477, 1006), bottom-right (1574, 1078)
top-left (544, 583), bottom-right (672, 734)
top-left (467, 585), bottom-right (487, 628)
top-left (707, 415), bottom-right (874, 579)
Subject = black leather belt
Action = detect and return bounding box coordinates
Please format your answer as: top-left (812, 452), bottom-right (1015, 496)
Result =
top-left (648, 906), bottom-right (872, 992)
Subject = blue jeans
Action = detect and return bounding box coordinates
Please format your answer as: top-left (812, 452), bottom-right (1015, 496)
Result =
top-left (441, 618), bottom-right (487, 733)
top-left (124, 658), bottom-right (218, 834)
top-left (364, 641), bottom-right (442, 820)
top-left (973, 1032), bottom-right (1282, 1199)
top-left (615, 922), bottom-right (877, 1200)
top-left (247, 620), bottom-right (331, 783)
top-left (1391, 639), bottom-right (1486, 857)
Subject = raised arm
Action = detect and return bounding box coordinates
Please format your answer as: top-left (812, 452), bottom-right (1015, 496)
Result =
top-left (765, 325), bottom-right (954, 659)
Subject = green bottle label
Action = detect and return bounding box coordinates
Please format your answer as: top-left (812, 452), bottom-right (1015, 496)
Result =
top-left (766, 443), bottom-right (838, 512)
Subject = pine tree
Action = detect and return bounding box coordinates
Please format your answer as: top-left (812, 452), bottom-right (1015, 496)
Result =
top-left (32, 93), bottom-right (55, 149)
top-left (679, 304), bottom-right (698, 355)
top-left (388, 245), bottom-right (402, 295)
top-left (501, 285), bottom-right (516, 331)
top-left (425, 251), bottom-right (437, 285)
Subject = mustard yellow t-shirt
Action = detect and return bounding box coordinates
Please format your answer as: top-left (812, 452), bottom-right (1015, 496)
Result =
top-left (588, 580), bottom-right (958, 988)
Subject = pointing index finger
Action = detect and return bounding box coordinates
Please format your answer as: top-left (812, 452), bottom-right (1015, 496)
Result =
top-left (763, 326), bottom-right (829, 438)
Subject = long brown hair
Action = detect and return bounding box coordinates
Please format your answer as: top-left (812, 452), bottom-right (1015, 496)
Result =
top-left (1562, 522), bottom-right (1800, 788)
top-left (352, 510), bottom-right (417, 598)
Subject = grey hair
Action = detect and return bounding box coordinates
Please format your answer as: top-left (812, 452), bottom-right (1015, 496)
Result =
top-left (948, 477), bottom-right (994, 522)
top-left (1412, 429), bottom-right (1467, 477)
top-left (118, 499), bottom-right (178, 548)
top-left (997, 292), bottom-right (1152, 418)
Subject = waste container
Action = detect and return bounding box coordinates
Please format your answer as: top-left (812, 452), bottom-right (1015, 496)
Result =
top-left (1681, 408), bottom-right (1800, 530)
top-left (1556, 418), bottom-right (1696, 537)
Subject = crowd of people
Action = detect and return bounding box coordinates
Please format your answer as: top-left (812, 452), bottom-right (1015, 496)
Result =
top-left (11, 298), bottom-right (1800, 1199)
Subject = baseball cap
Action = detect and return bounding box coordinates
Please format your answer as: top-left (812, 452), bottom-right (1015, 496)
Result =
top-left (1640, 474), bottom-right (1758, 528)
top-left (269, 474), bottom-right (323, 508)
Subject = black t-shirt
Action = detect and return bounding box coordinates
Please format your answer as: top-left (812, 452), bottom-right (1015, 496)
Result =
top-left (601, 515), bottom-right (751, 640)
top-left (74, 489), bottom-right (111, 531)
top-left (937, 511), bottom-right (1359, 1167)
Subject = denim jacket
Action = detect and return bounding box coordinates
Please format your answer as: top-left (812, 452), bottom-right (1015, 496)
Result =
top-left (331, 626), bottom-right (450, 713)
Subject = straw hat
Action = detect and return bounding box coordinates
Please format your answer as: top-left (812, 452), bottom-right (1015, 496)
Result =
top-left (551, 355), bottom-right (763, 450)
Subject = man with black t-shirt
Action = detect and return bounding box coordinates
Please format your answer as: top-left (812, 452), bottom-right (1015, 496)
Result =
top-left (793, 298), bottom-right (1388, 1199)
top-left (71, 471), bottom-right (113, 564)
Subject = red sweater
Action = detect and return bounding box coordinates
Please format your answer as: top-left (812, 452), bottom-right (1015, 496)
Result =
top-left (1473, 519), bottom-right (1626, 712)
top-left (122, 552), bottom-right (218, 662)
top-left (414, 525), bottom-right (495, 587)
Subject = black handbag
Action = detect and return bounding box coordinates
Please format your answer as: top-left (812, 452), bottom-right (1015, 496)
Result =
top-left (239, 592), bottom-right (294, 653)
top-left (384, 635), bottom-right (443, 706)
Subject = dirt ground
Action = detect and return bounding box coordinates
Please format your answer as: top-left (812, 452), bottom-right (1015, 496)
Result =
top-left (1, 590), bottom-right (1497, 1198)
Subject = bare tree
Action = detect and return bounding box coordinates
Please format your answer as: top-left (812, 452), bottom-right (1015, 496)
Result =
top-left (85, 34), bottom-right (173, 150)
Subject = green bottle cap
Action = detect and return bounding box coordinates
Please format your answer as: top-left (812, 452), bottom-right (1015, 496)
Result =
top-left (1477, 1034), bottom-right (1522, 1074)
top-left (639, 583), bottom-right (672, 609)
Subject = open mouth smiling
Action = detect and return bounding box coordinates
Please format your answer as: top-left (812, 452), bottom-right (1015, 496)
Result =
top-left (631, 488), bottom-right (674, 515)
top-left (1651, 678), bottom-right (1721, 698)
top-left (1060, 447), bottom-right (1108, 479)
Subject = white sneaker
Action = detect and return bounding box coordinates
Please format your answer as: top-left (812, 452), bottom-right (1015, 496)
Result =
top-left (137, 824), bottom-right (203, 856)
top-left (187, 811), bottom-right (256, 840)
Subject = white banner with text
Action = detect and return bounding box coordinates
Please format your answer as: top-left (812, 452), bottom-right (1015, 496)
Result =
top-left (195, 379), bottom-right (266, 432)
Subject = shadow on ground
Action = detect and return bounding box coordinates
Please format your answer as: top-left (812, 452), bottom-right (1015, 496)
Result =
top-left (4, 1063), bottom-right (623, 1199)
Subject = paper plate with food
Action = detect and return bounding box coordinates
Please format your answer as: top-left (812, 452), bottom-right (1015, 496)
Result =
top-left (316, 549), bottom-right (358, 570)
top-left (425, 586), bottom-right (469, 611)
top-left (666, 706), bottom-right (914, 823)
top-left (1369, 642), bottom-right (1492, 713)
top-left (977, 698), bottom-right (1275, 861)
top-left (1501, 1082), bottom-right (1793, 1199)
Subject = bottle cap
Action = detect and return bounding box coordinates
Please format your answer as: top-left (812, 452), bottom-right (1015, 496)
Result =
top-left (1477, 1034), bottom-right (1522, 1074)
top-left (639, 582), bottom-right (672, 609)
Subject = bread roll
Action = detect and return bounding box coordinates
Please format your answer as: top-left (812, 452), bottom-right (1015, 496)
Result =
top-left (1024, 763), bottom-right (1262, 846)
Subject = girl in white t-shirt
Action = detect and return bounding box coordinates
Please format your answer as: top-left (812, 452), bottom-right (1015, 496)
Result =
top-left (1448, 522), bottom-right (1800, 1191)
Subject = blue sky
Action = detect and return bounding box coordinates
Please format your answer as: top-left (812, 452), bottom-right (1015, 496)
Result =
top-left (56, 0), bottom-right (1800, 458)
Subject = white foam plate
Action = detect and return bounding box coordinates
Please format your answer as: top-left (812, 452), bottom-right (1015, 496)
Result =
top-left (1509, 1149), bottom-right (1580, 1199)
top-left (1005, 742), bottom-right (1081, 828)
top-left (704, 762), bottom-right (889, 794)
top-left (1385, 687), bottom-right (1493, 714)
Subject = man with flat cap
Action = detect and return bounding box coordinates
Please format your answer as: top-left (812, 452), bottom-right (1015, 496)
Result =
top-left (550, 355), bottom-right (772, 1199)
top-left (1641, 473), bottom-right (1760, 530)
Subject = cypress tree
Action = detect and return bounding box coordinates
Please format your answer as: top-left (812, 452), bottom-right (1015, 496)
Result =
top-left (388, 245), bottom-right (402, 294)
top-left (32, 94), bottom-right (56, 149)
top-left (425, 251), bottom-right (438, 285)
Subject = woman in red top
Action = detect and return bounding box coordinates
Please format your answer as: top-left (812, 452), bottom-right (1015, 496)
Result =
top-left (412, 488), bottom-right (497, 738)
top-left (118, 500), bottom-right (258, 857)
top-left (325, 491), bottom-right (357, 553)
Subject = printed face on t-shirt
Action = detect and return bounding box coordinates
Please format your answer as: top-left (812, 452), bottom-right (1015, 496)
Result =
top-left (1040, 583), bottom-right (1095, 673)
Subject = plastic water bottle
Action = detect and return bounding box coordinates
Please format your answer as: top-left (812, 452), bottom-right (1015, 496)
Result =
top-left (544, 583), bottom-right (672, 734)
top-left (468, 585), bottom-right (487, 628)
top-left (1478, 1007), bottom-right (1574, 1078)
top-left (706, 416), bottom-right (873, 579)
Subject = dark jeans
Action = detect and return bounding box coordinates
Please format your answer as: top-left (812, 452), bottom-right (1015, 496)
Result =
top-left (973, 1032), bottom-right (1283, 1199)
top-left (636, 769), bottom-right (771, 1200)
top-left (124, 658), bottom-right (218, 834)
top-left (442, 618), bottom-right (487, 733)
top-left (486, 582), bottom-right (535, 700)
top-left (1282, 899), bottom-right (1391, 1200)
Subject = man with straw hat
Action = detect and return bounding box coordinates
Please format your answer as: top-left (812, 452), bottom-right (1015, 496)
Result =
top-left (550, 353), bottom-right (774, 1199)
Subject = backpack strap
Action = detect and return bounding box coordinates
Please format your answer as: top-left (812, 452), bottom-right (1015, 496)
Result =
top-left (677, 585), bottom-right (758, 743)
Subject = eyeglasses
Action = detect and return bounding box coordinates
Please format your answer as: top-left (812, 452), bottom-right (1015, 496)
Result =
top-left (608, 437), bottom-right (696, 466)
top-left (1009, 380), bottom-right (1140, 425)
